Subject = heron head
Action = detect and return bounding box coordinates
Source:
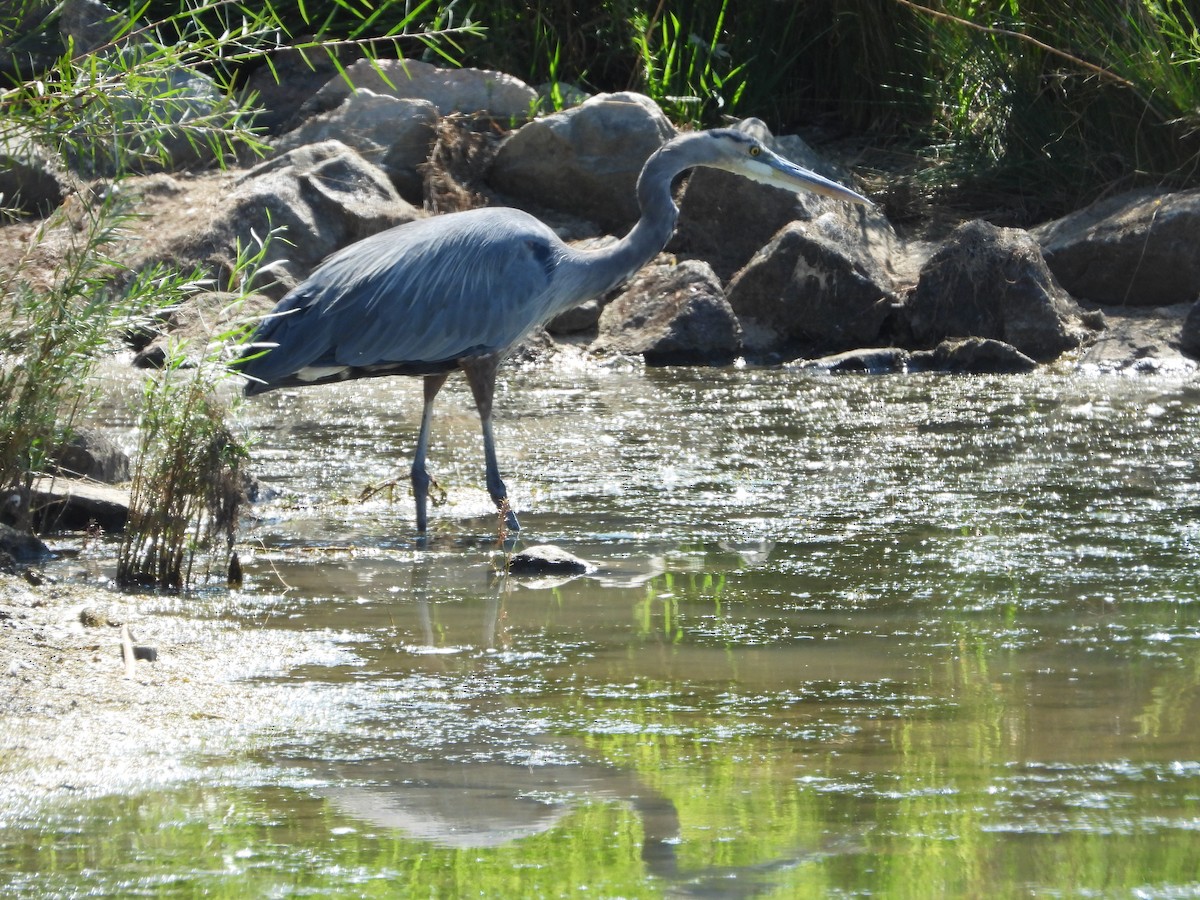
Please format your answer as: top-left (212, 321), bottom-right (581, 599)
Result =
top-left (697, 129), bottom-right (870, 207)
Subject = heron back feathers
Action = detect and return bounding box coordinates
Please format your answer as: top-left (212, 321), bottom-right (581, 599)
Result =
top-left (239, 208), bottom-right (568, 392)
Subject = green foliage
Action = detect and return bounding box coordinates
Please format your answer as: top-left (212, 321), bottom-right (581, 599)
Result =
top-left (447, 0), bottom-right (1200, 217)
top-left (0, 192), bottom-right (151, 529)
top-left (116, 331), bottom-right (248, 591)
top-left (113, 226), bottom-right (282, 590)
top-left (878, 0), bottom-right (1200, 218)
top-left (629, 1), bottom-right (746, 126)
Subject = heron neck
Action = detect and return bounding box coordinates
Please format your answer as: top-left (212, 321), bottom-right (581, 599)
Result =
top-left (559, 146), bottom-right (682, 306)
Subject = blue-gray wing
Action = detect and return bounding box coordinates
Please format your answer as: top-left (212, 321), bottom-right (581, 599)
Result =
top-left (243, 209), bottom-right (562, 386)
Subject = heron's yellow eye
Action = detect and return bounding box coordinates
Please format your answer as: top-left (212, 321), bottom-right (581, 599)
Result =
top-left (749, 145), bottom-right (761, 157)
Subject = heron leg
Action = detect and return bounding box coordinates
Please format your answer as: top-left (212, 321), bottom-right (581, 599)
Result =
top-left (411, 373), bottom-right (449, 533)
top-left (460, 355), bottom-right (521, 533)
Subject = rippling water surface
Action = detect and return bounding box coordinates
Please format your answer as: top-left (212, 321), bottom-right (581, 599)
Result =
top-left (4, 364), bottom-right (1200, 897)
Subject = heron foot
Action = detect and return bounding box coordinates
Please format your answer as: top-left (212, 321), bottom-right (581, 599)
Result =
top-left (411, 467), bottom-right (448, 533)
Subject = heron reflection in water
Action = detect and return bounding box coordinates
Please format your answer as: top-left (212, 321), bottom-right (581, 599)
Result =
top-left (239, 127), bottom-right (870, 533)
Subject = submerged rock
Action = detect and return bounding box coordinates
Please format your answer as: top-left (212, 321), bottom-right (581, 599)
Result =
top-left (0, 522), bottom-right (50, 563)
top-left (798, 339), bottom-right (1037, 375)
top-left (910, 337), bottom-right (1038, 374)
top-left (507, 544), bottom-right (593, 576)
top-left (797, 347), bottom-right (910, 374)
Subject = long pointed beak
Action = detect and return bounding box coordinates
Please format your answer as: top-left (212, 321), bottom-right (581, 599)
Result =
top-left (746, 150), bottom-right (871, 206)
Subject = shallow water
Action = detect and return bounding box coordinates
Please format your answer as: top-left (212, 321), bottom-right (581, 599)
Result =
top-left (5, 363), bottom-right (1200, 897)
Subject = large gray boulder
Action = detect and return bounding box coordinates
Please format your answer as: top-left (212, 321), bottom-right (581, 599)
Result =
top-left (905, 219), bottom-right (1093, 362)
top-left (670, 119), bottom-right (898, 283)
top-left (167, 141), bottom-right (420, 296)
top-left (726, 215), bottom-right (898, 359)
top-left (594, 259), bottom-right (740, 365)
top-left (489, 92), bottom-right (676, 232)
top-left (1033, 188), bottom-right (1200, 306)
top-left (112, 141), bottom-right (419, 304)
top-left (272, 90), bottom-right (439, 203)
top-left (240, 46), bottom-right (349, 136)
top-left (59, 0), bottom-right (127, 53)
top-left (302, 58), bottom-right (537, 120)
top-left (56, 0), bottom-right (245, 176)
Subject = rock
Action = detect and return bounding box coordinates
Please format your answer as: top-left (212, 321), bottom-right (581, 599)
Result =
top-left (595, 259), bottom-right (740, 365)
top-left (56, 2), bottom-right (244, 175)
top-left (547, 298), bottom-right (604, 335)
top-left (489, 92), bottom-right (676, 232)
top-left (670, 118), bottom-right (899, 283)
top-left (1034, 188), bottom-right (1200, 306)
top-left (534, 82), bottom-right (590, 111)
top-left (798, 347), bottom-right (911, 374)
top-left (124, 142), bottom-right (420, 298)
top-left (132, 645), bottom-right (158, 662)
top-left (230, 141), bottom-right (421, 291)
top-left (30, 476), bottom-right (129, 533)
top-left (68, 60), bottom-right (243, 176)
top-left (79, 607), bottom-right (110, 628)
top-left (904, 219), bottom-right (1093, 362)
top-left (727, 217), bottom-right (898, 359)
top-left (50, 429), bottom-right (130, 483)
top-left (1183, 301), bottom-right (1200, 358)
top-left (507, 544), bottom-right (593, 576)
top-left (1081, 302), bottom-right (1195, 370)
top-left (302, 58), bottom-right (537, 120)
top-left (0, 522), bottom-right (50, 563)
top-left (910, 338), bottom-right (1038, 374)
top-left (798, 338), bottom-right (1038, 375)
top-left (131, 344), bottom-right (169, 369)
top-left (240, 46), bottom-right (350, 136)
top-left (59, 0), bottom-right (128, 53)
top-left (0, 127), bottom-right (74, 215)
top-left (272, 90), bottom-right (439, 203)
top-left (234, 141), bottom-right (422, 285)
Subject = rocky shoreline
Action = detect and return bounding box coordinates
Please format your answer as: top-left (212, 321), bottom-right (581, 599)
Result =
top-left (6, 12), bottom-right (1200, 379)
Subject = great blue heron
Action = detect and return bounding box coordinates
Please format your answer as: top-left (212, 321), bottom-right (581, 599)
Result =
top-left (239, 127), bottom-right (870, 534)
